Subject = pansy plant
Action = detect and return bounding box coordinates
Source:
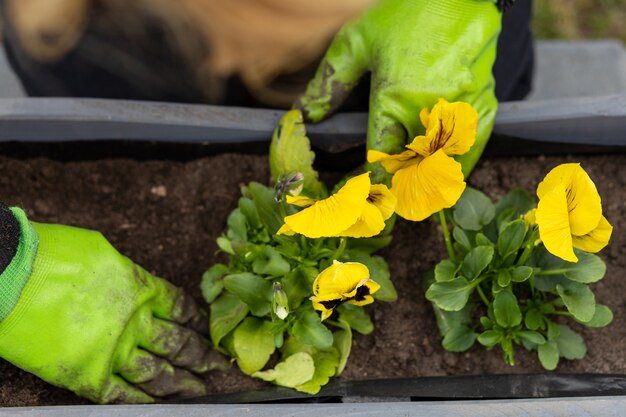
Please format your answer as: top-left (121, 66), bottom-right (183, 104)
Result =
top-left (425, 163), bottom-right (613, 369)
top-left (201, 110), bottom-right (397, 394)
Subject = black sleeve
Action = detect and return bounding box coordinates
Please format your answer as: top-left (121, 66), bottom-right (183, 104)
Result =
top-left (0, 203), bottom-right (20, 275)
top-left (493, 0), bottom-right (534, 101)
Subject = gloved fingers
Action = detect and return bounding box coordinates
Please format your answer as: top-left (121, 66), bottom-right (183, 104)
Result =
top-left (294, 23), bottom-right (369, 123)
top-left (365, 103), bottom-right (409, 184)
top-left (98, 376), bottom-right (154, 404)
top-left (140, 317), bottom-right (212, 374)
top-left (146, 269), bottom-right (208, 334)
top-left (117, 348), bottom-right (207, 399)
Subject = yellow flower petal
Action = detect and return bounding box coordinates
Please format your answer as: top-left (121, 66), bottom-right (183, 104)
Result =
top-left (286, 195), bottom-right (316, 208)
top-left (344, 278), bottom-right (379, 305)
top-left (419, 107), bottom-right (430, 129)
top-left (391, 150), bottom-right (466, 221)
top-left (572, 215), bottom-right (613, 253)
top-left (367, 184), bottom-right (397, 221)
top-left (367, 149), bottom-right (419, 174)
top-left (536, 163), bottom-right (602, 236)
top-left (536, 182), bottom-right (577, 262)
top-left (276, 223), bottom-right (296, 236)
top-left (321, 310), bottom-right (333, 321)
top-left (337, 201), bottom-right (386, 238)
top-left (283, 173), bottom-right (370, 238)
top-left (312, 261), bottom-right (370, 298)
top-left (407, 99), bottom-right (477, 157)
top-left (348, 295), bottom-right (375, 307)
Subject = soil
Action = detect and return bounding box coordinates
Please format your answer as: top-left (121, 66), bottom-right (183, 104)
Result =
top-left (0, 144), bottom-right (624, 406)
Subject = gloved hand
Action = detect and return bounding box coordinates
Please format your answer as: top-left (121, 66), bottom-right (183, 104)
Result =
top-left (296, 0), bottom-right (501, 182)
top-left (0, 208), bottom-right (218, 404)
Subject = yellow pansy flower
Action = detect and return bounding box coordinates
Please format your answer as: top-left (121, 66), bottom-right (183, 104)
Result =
top-left (535, 163), bottom-right (612, 262)
top-left (310, 261), bottom-right (380, 321)
top-left (277, 172), bottom-right (396, 238)
top-left (367, 98), bottom-right (477, 221)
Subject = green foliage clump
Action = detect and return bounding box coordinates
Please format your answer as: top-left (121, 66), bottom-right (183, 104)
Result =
top-left (426, 188), bottom-right (612, 369)
top-left (201, 110), bottom-right (397, 393)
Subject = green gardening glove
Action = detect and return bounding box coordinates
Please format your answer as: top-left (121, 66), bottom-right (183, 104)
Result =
top-left (0, 208), bottom-right (220, 403)
top-left (296, 0), bottom-right (501, 181)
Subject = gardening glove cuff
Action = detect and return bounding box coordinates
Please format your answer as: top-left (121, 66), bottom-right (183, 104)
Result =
top-left (0, 206), bottom-right (38, 322)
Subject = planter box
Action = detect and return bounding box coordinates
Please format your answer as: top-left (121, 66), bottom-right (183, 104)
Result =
top-left (0, 97), bottom-right (624, 413)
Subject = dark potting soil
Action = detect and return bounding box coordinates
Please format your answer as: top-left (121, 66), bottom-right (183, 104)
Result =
top-left (0, 147), bottom-right (624, 406)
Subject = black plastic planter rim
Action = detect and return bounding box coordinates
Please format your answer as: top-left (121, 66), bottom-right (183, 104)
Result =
top-left (1, 97), bottom-right (624, 407)
top-left (178, 374), bottom-right (626, 404)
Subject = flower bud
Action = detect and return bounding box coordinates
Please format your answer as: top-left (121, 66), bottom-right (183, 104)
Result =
top-left (275, 172), bottom-right (304, 202)
top-left (272, 282), bottom-right (289, 320)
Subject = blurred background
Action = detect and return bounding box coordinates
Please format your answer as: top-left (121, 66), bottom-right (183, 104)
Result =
top-left (533, 0), bottom-right (625, 43)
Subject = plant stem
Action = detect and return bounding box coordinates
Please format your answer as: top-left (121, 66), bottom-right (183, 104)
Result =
top-left (536, 268), bottom-right (570, 276)
top-left (278, 198), bottom-right (287, 220)
top-left (476, 284), bottom-right (491, 307)
top-left (516, 244), bottom-right (534, 266)
top-left (332, 237), bottom-right (347, 260)
top-left (551, 310), bottom-right (572, 317)
top-left (437, 210), bottom-right (456, 263)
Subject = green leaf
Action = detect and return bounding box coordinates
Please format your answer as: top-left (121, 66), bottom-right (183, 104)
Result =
top-left (563, 251), bottom-right (606, 283)
top-left (433, 303), bottom-right (472, 337)
top-left (281, 335), bottom-right (316, 357)
top-left (546, 320), bottom-right (560, 341)
top-left (201, 263), bottom-right (229, 303)
top-left (538, 340), bottom-right (559, 370)
top-left (475, 233), bottom-right (493, 247)
top-left (556, 325), bottom-right (586, 360)
top-left (453, 188), bottom-right (495, 231)
top-left (269, 109), bottom-right (325, 197)
top-left (216, 236), bottom-right (235, 255)
top-left (501, 338), bottom-right (515, 365)
top-left (477, 330), bottom-right (502, 347)
top-left (283, 266), bottom-right (317, 309)
top-left (333, 321), bottom-right (352, 375)
top-left (442, 326), bottom-right (477, 352)
top-left (533, 247), bottom-right (606, 284)
top-left (497, 269), bottom-right (511, 287)
top-left (347, 235), bottom-right (393, 255)
top-left (292, 309), bottom-right (334, 349)
top-left (493, 291), bottom-right (522, 328)
top-left (511, 266), bottom-right (533, 283)
top-left (461, 246), bottom-right (494, 280)
top-left (210, 292), bottom-right (249, 349)
top-left (524, 309), bottom-right (544, 331)
top-left (452, 227), bottom-right (473, 252)
top-left (345, 252), bottom-right (397, 302)
top-left (497, 220), bottom-right (526, 258)
top-left (426, 277), bottom-right (473, 311)
top-left (534, 274), bottom-right (567, 292)
top-left (556, 282), bottom-right (595, 322)
top-left (239, 197), bottom-right (262, 231)
top-left (252, 246), bottom-right (291, 277)
top-left (233, 317), bottom-right (276, 374)
top-left (223, 273), bottom-right (273, 317)
top-left (337, 303), bottom-right (374, 335)
top-left (495, 188), bottom-right (535, 218)
top-left (295, 348), bottom-right (340, 394)
top-left (226, 209), bottom-right (248, 241)
top-left (248, 182), bottom-right (284, 235)
top-left (576, 304), bottom-right (613, 328)
top-left (253, 352), bottom-right (315, 387)
top-left (517, 330), bottom-right (545, 345)
top-left (435, 259), bottom-right (458, 282)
